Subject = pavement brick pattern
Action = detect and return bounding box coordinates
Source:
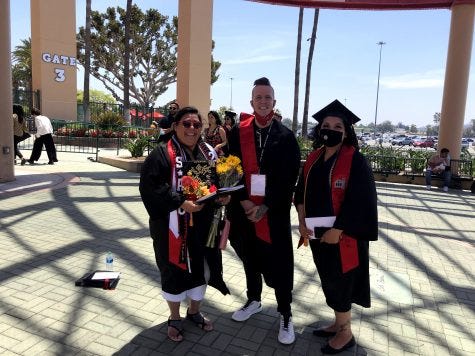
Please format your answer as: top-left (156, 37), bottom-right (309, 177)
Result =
top-left (0, 151), bottom-right (474, 355)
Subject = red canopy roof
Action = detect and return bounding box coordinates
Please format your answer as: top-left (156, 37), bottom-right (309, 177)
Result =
top-left (246, 0), bottom-right (475, 10)
top-left (146, 111), bottom-right (165, 119)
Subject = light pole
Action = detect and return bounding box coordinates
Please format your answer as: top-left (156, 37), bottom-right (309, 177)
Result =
top-left (373, 41), bottom-right (385, 140)
top-left (230, 77), bottom-right (234, 109)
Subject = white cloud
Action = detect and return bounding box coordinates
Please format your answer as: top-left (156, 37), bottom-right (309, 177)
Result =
top-left (381, 70), bottom-right (444, 89)
top-left (225, 54), bottom-right (291, 65)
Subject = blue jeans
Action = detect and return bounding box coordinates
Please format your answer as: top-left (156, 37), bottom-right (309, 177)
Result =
top-left (425, 169), bottom-right (451, 187)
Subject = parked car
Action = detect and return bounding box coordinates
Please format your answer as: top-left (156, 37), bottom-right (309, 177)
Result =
top-left (461, 139), bottom-right (469, 149)
top-left (398, 137), bottom-right (414, 146)
top-left (391, 136), bottom-right (407, 145)
top-left (413, 138), bottom-right (435, 148)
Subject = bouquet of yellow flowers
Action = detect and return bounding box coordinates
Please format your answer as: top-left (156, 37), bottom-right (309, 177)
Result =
top-left (216, 155), bottom-right (243, 188)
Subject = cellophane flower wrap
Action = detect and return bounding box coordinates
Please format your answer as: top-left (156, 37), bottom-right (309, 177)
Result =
top-left (216, 155), bottom-right (243, 188)
top-left (206, 155), bottom-right (244, 248)
top-left (182, 174), bottom-right (217, 201)
top-left (181, 164), bottom-right (217, 227)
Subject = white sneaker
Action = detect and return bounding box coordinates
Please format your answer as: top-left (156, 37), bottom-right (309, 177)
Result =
top-left (231, 300), bottom-right (262, 322)
top-left (443, 186), bottom-right (448, 192)
top-left (278, 315), bottom-right (295, 344)
top-left (426, 185), bottom-right (431, 190)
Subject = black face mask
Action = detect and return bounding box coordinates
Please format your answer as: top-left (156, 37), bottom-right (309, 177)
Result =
top-left (319, 128), bottom-right (343, 147)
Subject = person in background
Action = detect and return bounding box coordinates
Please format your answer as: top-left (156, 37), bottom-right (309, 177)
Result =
top-left (28, 108), bottom-right (57, 165)
top-left (223, 110), bottom-right (237, 153)
top-left (158, 101), bottom-right (180, 142)
top-left (294, 99), bottom-right (378, 354)
top-left (139, 106), bottom-right (229, 342)
top-left (227, 77), bottom-right (301, 345)
top-left (425, 148), bottom-right (451, 192)
top-left (13, 104), bottom-right (29, 165)
top-left (203, 110), bottom-right (227, 156)
top-left (223, 110), bottom-right (237, 135)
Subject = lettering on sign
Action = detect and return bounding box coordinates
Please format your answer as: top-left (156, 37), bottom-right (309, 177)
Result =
top-left (42, 52), bottom-right (76, 82)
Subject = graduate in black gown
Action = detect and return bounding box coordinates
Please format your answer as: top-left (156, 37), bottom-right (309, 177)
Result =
top-left (139, 106), bottom-right (230, 342)
top-left (227, 77), bottom-right (301, 345)
top-left (294, 100), bottom-right (378, 354)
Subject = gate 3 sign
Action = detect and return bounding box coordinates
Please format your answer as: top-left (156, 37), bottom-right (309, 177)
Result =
top-left (41, 52), bottom-right (77, 83)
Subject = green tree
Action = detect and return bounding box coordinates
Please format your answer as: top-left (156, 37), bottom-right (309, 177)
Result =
top-left (433, 112), bottom-right (441, 125)
top-left (281, 118), bottom-right (293, 130)
top-left (77, 90), bottom-right (116, 104)
top-left (377, 120), bottom-right (394, 133)
top-left (409, 124), bottom-right (418, 133)
top-left (463, 119), bottom-right (475, 137)
top-left (77, 5), bottom-right (221, 109)
top-left (11, 38), bottom-right (32, 92)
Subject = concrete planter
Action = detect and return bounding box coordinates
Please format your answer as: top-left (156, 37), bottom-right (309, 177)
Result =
top-left (98, 155), bottom-right (146, 173)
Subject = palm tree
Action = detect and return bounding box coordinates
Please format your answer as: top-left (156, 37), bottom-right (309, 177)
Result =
top-left (12, 38), bottom-right (32, 90)
top-left (12, 38), bottom-right (33, 107)
top-left (302, 9), bottom-right (319, 138)
top-left (83, 0), bottom-right (92, 122)
top-left (123, 0), bottom-right (132, 124)
top-left (292, 8), bottom-right (304, 134)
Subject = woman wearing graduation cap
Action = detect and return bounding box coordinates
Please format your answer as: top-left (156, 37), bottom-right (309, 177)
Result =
top-left (294, 100), bottom-right (378, 354)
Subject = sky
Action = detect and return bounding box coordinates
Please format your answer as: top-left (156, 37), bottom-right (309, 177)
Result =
top-left (9, 0), bottom-right (475, 127)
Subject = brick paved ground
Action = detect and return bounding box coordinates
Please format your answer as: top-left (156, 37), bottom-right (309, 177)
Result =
top-left (0, 151), bottom-right (474, 355)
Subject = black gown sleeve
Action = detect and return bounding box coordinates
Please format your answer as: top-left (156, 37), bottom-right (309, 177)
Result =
top-left (139, 145), bottom-right (185, 219)
top-left (333, 152), bottom-right (378, 241)
top-left (262, 126), bottom-right (301, 209)
top-left (294, 171), bottom-right (305, 206)
top-left (227, 125), bottom-right (249, 202)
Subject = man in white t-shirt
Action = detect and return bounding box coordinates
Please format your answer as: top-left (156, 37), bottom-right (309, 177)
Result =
top-left (28, 108), bottom-right (58, 165)
top-left (425, 148), bottom-right (451, 191)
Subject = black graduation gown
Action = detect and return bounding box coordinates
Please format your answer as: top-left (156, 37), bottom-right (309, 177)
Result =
top-left (227, 119), bottom-right (301, 291)
top-left (139, 141), bottom-right (229, 295)
top-left (294, 149), bottom-right (378, 312)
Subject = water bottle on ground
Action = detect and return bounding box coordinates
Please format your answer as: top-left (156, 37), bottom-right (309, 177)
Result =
top-left (105, 251), bottom-right (114, 271)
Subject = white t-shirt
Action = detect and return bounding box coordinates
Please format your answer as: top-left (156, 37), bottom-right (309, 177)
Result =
top-left (34, 115), bottom-right (53, 137)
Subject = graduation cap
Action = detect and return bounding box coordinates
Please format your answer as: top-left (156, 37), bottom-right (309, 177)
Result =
top-left (312, 99), bottom-right (361, 125)
top-left (224, 110), bottom-right (236, 118)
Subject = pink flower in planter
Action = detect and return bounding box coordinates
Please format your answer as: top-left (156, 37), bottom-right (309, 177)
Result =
top-left (128, 130), bottom-right (137, 138)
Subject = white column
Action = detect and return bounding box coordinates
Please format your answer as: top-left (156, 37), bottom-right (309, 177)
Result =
top-left (0, 0), bottom-right (14, 182)
top-left (438, 4), bottom-right (475, 159)
top-left (176, 0), bottom-right (213, 120)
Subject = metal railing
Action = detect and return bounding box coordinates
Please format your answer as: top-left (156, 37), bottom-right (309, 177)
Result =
top-left (365, 155), bottom-right (473, 179)
top-left (19, 121), bottom-right (157, 161)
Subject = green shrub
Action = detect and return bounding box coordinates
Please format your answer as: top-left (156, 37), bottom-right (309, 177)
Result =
top-left (91, 111), bottom-right (127, 129)
top-left (123, 135), bottom-right (151, 158)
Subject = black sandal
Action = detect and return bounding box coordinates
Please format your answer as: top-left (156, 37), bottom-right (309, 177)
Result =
top-left (167, 318), bottom-right (184, 342)
top-left (186, 310), bottom-right (213, 331)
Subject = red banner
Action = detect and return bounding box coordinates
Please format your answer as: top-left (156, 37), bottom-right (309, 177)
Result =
top-left (247, 0), bottom-right (475, 10)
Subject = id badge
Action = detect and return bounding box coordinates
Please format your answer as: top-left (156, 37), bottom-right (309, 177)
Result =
top-left (250, 174), bottom-right (266, 196)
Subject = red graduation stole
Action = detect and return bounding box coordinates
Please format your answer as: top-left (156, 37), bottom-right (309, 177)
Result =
top-left (165, 138), bottom-right (216, 271)
top-left (166, 139), bottom-right (188, 270)
top-left (302, 145), bottom-right (359, 273)
top-left (239, 115), bottom-right (271, 244)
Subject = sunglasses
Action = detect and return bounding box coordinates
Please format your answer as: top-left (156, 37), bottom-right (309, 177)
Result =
top-left (179, 120), bottom-right (202, 129)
